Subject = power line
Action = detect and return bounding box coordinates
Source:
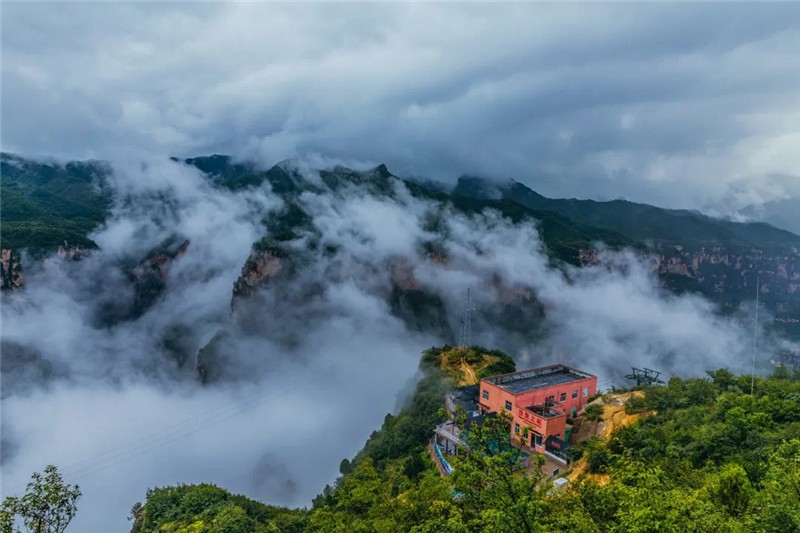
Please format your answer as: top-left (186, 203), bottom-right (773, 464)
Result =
top-left (459, 288), bottom-right (474, 347)
top-left (3, 364), bottom-right (336, 494)
top-left (751, 275), bottom-right (760, 397)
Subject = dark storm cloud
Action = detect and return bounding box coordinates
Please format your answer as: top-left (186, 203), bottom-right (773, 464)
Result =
top-left (2, 3), bottom-right (798, 227)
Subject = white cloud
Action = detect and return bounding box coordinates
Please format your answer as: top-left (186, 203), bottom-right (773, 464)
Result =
top-left (2, 3), bottom-right (798, 224)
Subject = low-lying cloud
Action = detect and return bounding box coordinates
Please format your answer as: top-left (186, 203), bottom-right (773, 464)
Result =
top-left (1, 156), bottom-right (781, 530)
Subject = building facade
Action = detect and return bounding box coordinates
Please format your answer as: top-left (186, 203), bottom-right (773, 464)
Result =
top-left (478, 365), bottom-right (597, 458)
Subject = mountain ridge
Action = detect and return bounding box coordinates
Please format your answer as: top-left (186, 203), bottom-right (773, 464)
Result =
top-left (2, 152), bottom-right (798, 345)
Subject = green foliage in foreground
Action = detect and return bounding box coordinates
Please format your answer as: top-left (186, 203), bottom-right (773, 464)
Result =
top-left (129, 484), bottom-right (307, 533)
top-left (308, 368), bottom-right (800, 532)
top-left (1, 465), bottom-right (81, 533)
top-left (129, 354), bottom-right (800, 532)
top-left (324, 346), bottom-right (491, 488)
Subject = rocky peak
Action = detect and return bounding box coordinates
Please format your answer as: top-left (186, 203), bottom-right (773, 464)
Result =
top-left (0, 249), bottom-right (24, 290)
top-left (129, 239), bottom-right (190, 315)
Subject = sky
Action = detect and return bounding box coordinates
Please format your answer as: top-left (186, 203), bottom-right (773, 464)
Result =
top-left (2, 2), bottom-right (799, 231)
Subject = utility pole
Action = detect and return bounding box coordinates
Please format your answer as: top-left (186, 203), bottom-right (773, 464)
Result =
top-left (459, 288), bottom-right (473, 347)
top-left (751, 275), bottom-right (759, 397)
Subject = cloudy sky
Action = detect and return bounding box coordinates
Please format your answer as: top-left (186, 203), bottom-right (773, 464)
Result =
top-left (2, 2), bottom-right (799, 229)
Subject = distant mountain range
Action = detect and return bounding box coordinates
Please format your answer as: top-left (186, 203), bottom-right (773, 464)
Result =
top-left (2, 152), bottom-right (799, 351)
top-left (453, 175), bottom-right (799, 248)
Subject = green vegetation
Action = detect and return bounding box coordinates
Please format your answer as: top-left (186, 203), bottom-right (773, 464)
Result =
top-left (1, 465), bottom-right (81, 533)
top-left (307, 365), bottom-right (800, 532)
top-left (1, 153), bottom-right (112, 253)
top-left (333, 346), bottom-right (499, 478)
top-left (128, 348), bottom-right (800, 532)
top-left (129, 484), bottom-right (307, 533)
top-left (434, 346), bottom-right (517, 383)
top-left (583, 403), bottom-right (604, 422)
top-left (454, 177), bottom-right (800, 248)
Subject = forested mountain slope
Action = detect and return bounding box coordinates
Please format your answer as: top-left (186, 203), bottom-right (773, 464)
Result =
top-left (130, 346), bottom-right (800, 532)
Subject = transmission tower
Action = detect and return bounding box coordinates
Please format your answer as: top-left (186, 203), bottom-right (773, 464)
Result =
top-left (459, 288), bottom-right (474, 347)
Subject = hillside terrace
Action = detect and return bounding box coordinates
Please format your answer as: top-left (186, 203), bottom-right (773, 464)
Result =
top-left (484, 364), bottom-right (594, 394)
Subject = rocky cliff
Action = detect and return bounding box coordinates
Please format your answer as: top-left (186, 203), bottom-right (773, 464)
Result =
top-left (231, 249), bottom-right (286, 304)
top-left (130, 239), bottom-right (190, 317)
top-left (0, 249), bottom-right (24, 290)
top-left (579, 245), bottom-right (800, 316)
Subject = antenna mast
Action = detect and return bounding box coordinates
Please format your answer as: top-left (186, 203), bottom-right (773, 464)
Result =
top-left (459, 288), bottom-right (473, 347)
top-left (751, 275), bottom-right (759, 396)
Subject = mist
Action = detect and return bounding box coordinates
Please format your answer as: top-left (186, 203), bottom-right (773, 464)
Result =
top-left (0, 157), bottom-right (776, 531)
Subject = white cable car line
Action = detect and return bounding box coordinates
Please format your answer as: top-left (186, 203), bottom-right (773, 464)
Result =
top-left (4, 363), bottom-right (336, 494)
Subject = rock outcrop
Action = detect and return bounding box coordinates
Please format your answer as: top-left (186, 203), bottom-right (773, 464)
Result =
top-left (57, 242), bottom-right (91, 261)
top-left (0, 249), bottom-right (24, 290)
top-left (231, 249), bottom-right (285, 303)
top-left (130, 239), bottom-right (190, 316)
top-left (578, 245), bottom-right (800, 315)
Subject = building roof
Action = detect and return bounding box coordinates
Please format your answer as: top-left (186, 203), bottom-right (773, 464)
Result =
top-left (524, 404), bottom-right (564, 419)
top-left (484, 364), bottom-right (595, 395)
top-left (446, 385), bottom-right (480, 417)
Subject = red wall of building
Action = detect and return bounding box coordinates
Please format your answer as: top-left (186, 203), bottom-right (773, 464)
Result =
top-left (478, 370), bottom-right (598, 451)
top-left (479, 374), bottom-right (597, 416)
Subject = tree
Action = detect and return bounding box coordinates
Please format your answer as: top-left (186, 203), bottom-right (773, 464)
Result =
top-left (209, 505), bottom-right (257, 533)
top-left (584, 403), bottom-right (604, 422)
top-left (450, 412), bottom-right (548, 532)
top-left (708, 463), bottom-right (753, 517)
top-left (751, 439), bottom-right (800, 531)
top-left (1, 465), bottom-right (81, 533)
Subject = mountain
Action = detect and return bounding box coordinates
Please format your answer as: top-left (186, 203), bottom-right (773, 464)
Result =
top-left (738, 197), bottom-right (800, 237)
top-left (453, 175), bottom-right (800, 335)
top-left (0, 153), bottom-right (112, 253)
top-left (2, 152), bottom-right (799, 346)
top-left (128, 346), bottom-right (800, 532)
top-left (454, 175), bottom-right (800, 248)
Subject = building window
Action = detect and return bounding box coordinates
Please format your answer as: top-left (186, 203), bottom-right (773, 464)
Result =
top-left (482, 389), bottom-right (489, 400)
top-left (534, 435), bottom-right (542, 447)
top-left (505, 400), bottom-right (512, 411)
top-left (582, 387), bottom-right (589, 397)
top-left (523, 429), bottom-right (528, 439)
top-left (514, 423), bottom-right (520, 435)
top-left (559, 392), bottom-right (567, 402)
top-left (546, 395), bottom-right (555, 404)
top-left (572, 390), bottom-right (578, 399)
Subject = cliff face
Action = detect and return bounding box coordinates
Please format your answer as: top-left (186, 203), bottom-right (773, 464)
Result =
top-left (57, 242), bottom-right (91, 261)
top-left (130, 240), bottom-right (190, 316)
top-left (0, 249), bottom-right (25, 290)
top-left (231, 249), bottom-right (285, 304)
top-left (579, 245), bottom-right (800, 314)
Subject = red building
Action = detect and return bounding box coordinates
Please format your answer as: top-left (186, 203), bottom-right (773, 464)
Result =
top-left (478, 364), bottom-right (597, 459)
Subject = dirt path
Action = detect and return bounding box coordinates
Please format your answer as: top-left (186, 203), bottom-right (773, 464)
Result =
top-left (567, 392), bottom-right (650, 483)
top-left (460, 358), bottom-right (478, 385)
